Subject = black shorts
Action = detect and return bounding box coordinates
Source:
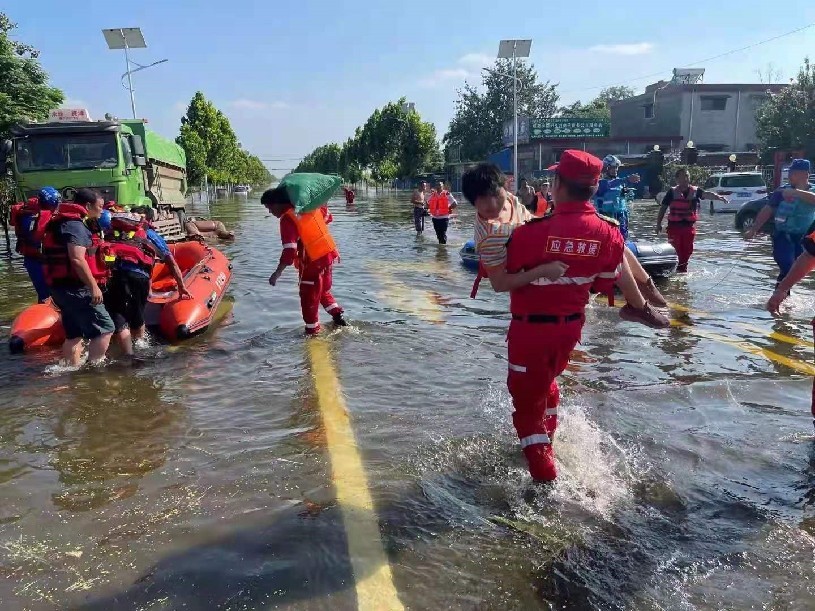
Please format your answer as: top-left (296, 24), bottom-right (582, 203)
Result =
top-left (104, 270), bottom-right (151, 332)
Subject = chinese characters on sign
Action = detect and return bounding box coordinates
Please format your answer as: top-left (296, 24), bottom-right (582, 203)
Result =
top-left (48, 108), bottom-right (92, 123)
top-left (546, 236), bottom-right (601, 257)
top-left (530, 118), bottom-right (610, 140)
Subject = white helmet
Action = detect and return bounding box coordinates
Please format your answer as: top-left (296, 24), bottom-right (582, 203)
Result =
top-left (602, 155), bottom-right (622, 170)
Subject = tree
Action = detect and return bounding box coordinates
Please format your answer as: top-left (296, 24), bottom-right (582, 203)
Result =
top-left (443, 59), bottom-right (559, 162)
top-left (295, 98), bottom-right (442, 183)
top-left (559, 86), bottom-right (637, 120)
top-left (756, 58), bottom-right (815, 158)
top-left (0, 12), bottom-right (64, 138)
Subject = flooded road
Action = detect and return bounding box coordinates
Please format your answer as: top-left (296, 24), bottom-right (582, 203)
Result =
top-left (2, 191), bottom-right (815, 610)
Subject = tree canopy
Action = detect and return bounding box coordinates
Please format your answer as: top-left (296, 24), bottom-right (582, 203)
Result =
top-left (176, 92), bottom-right (272, 187)
top-left (295, 98), bottom-right (442, 183)
top-left (443, 59), bottom-right (559, 162)
top-left (0, 12), bottom-right (64, 138)
top-left (559, 86), bottom-right (637, 120)
top-left (756, 58), bottom-right (815, 158)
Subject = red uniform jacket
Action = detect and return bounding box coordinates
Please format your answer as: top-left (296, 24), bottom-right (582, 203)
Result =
top-left (506, 200), bottom-right (625, 316)
top-left (278, 206), bottom-right (335, 269)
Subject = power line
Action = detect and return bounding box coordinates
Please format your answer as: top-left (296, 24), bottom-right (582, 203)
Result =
top-left (560, 22), bottom-right (814, 95)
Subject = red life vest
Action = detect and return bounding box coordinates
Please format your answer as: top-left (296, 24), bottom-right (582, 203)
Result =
top-left (41, 203), bottom-right (111, 287)
top-left (428, 191), bottom-right (451, 217)
top-left (10, 198), bottom-right (53, 258)
top-left (107, 216), bottom-right (159, 271)
top-left (667, 186), bottom-right (700, 224)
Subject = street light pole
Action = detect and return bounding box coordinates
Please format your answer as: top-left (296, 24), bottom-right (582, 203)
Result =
top-left (498, 39), bottom-right (531, 189)
top-left (513, 46), bottom-right (518, 184)
top-left (123, 39), bottom-right (137, 118)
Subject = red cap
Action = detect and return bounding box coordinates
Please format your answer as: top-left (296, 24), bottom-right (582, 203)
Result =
top-left (548, 150), bottom-right (603, 186)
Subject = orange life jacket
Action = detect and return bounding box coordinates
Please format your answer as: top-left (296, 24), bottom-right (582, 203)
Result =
top-left (534, 193), bottom-right (550, 217)
top-left (107, 216), bottom-right (159, 271)
top-left (284, 208), bottom-right (338, 264)
top-left (667, 186), bottom-right (700, 224)
top-left (42, 203), bottom-right (111, 287)
top-left (428, 191), bottom-right (451, 217)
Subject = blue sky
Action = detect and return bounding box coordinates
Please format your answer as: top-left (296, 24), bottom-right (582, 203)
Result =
top-left (8, 0), bottom-right (815, 173)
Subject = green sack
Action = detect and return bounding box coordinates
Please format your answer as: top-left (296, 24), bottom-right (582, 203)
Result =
top-left (279, 173), bottom-right (342, 214)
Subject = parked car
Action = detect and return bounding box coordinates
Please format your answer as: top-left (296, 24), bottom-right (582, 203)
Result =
top-left (702, 172), bottom-right (768, 213)
top-left (735, 196), bottom-right (774, 234)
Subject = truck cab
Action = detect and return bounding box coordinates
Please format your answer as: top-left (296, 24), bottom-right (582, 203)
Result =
top-left (1, 109), bottom-right (187, 241)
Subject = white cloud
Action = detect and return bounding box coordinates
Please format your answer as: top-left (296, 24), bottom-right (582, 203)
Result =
top-left (458, 53), bottom-right (493, 69)
top-left (419, 52), bottom-right (495, 88)
top-left (173, 101), bottom-right (187, 113)
top-left (588, 42), bottom-right (654, 56)
top-left (230, 99), bottom-right (290, 111)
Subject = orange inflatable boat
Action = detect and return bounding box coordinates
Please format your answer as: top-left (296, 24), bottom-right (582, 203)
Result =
top-left (8, 241), bottom-right (232, 352)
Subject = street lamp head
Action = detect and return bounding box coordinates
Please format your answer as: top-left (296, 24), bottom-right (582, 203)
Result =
top-left (686, 141), bottom-right (695, 149)
top-left (729, 154), bottom-right (737, 163)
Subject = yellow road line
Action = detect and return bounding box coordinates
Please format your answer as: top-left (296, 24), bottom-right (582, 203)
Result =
top-left (594, 295), bottom-right (815, 375)
top-left (667, 302), bottom-right (814, 349)
top-left (374, 270), bottom-right (446, 325)
top-left (669, 319), bottom-right (815, 376)
top-left (307, 339), bottom-right (404, 611)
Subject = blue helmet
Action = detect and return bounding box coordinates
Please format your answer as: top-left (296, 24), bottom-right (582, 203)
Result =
top-left (38, 186), bottom-right (61, 208)
top-left (98, 210), bottom-right (112, 231)
top-left (602, 155), bottom-right (622, 170)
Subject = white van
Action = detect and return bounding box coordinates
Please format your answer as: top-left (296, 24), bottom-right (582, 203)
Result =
top-left (702, 172), bottom-right (767, 213)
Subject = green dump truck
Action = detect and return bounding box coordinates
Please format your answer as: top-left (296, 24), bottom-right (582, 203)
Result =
top-left (1, 109), bottom-right (188, 241)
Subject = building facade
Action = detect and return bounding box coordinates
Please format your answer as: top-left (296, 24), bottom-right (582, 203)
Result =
top-left (611, 81), bottom-right (785, 152)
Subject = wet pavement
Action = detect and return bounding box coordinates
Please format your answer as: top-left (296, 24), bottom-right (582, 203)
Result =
top-left (1, 191), bottom-right (815, 610)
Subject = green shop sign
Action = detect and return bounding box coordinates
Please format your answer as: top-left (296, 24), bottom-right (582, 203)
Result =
top-left (530, 118), bottom-right (610, 139)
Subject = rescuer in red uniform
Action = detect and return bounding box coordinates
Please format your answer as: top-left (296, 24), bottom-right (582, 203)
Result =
top-left (262, 186), bottom-right (347, 335)
top-left (505, 150), bottom-right (626, 482)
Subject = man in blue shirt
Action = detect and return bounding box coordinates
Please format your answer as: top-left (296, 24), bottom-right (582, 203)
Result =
top-left (746, 159), bottom-right (815, 284)
top-left (103, 211), bottom-right (190, 356)
top-left (595, 155), bottom-right (640, 240)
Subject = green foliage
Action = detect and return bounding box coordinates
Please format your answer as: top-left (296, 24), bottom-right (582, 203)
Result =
top-left (443, 59), bottom-right (560, 162)
top-left (176, 92), bottom-right (272, 187)
top-left (295, 98), bottom-right (442, 183)
top-left (0, 12), bottom-right (64, 138)
top-left (559, 86), bottom-right (637, 120)
top-left (756, 58), bottom-right (815, 158)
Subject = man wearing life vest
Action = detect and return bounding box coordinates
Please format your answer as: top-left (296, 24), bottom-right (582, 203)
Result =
top-left (595, 155), bottom-right (641, 240)
top-left (657, 167), bottom-right (728, 273)
top-left (261, 187), bottom-right (347, 334)
top-left (41, 188), bottom-right (115, 366)
top-left (10, 187), bottom-right (61, 302)
top-left (766, 227), bottom-right (815, 429)
top-left (504, 151), bottom-right (627, 482)
top-left (427, 180), bottom-right (458, 244)
top-left (342, 186), bottom-right (356, 205)
top-left (532, 181), bottom-right (552, 217)
top-left (102, 211), bottom-right (190, 355)
top-left (746, 159), bottom-right (815, 285)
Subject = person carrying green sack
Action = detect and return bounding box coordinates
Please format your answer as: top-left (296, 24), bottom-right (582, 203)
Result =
top-left (261, 174), bottom-right (348, 334)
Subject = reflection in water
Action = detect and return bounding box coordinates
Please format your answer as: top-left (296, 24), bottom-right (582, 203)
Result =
top-left (50, 373), bottom-right (186, 512)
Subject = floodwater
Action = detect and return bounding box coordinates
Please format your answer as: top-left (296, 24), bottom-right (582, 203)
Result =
top-left (2, 191), bottom-right (815, 610)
